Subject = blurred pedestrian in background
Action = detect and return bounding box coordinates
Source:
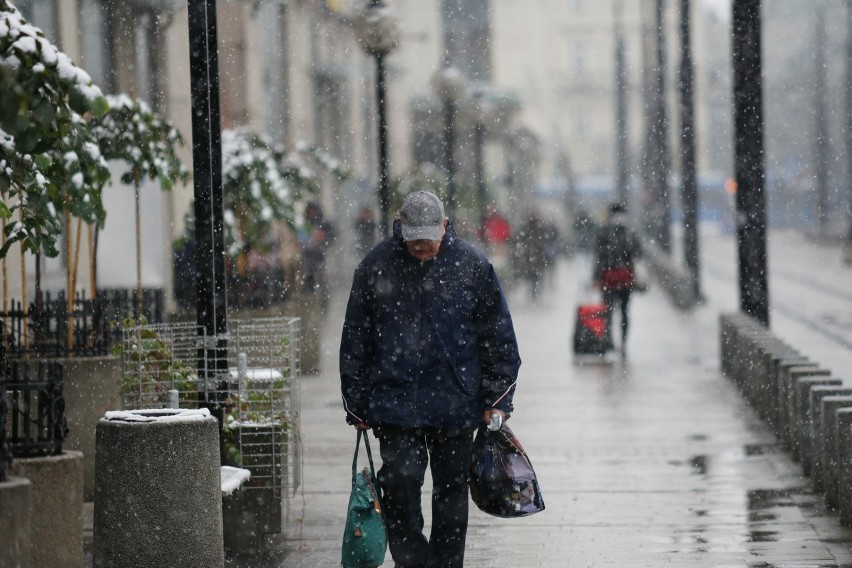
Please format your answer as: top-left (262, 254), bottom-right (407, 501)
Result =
top-left (481, 205), bottom-right (512, 246)
top-left (593, 202), bottom-right (642, 355)
top-left (516, 212), bottom-right (549, 301)
top-left (301, 201), bottom-right (336, 309)
top-left (353, 205), bottom-right (377, 257)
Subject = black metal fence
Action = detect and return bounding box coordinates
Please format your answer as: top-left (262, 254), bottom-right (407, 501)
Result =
top-left (0, 323), bottom-right (8, 481)
top-left (0, 375), bottom-right (9, 482)
top-left (1, 288), bottom-right (164, 358)
top-left (5, 359), bottom-right (67, 458)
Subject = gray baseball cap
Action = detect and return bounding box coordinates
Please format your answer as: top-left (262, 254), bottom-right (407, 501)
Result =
top-left (399, 191), bottom-right (445, 241)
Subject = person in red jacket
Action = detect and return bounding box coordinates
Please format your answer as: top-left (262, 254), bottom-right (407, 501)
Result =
top-left (593, 202), bottom-right (642, 355)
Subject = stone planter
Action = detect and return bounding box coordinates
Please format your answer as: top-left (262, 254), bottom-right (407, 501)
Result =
top-left (61, 356), bottom-right (122, 501)
top-left (93, 409), bottom-right (223, 568)
top-left (0, 476), bottom-right (31, 568)
top-left (10, 451), bottom-right (83, 568)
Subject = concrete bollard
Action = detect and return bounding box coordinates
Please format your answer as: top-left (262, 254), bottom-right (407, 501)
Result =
top-left (741, 335), bottom-right (780, 405)
top-left (781, 368), bottom-right (831, 451)
top-left (757, 346), bottom-right (796, 421)
top-left (804, 386), bottom-right (852, 480)
top-left (789, 377), bottom-right (840, 460)
top-left (769, 357), bottom-right (811, 435)
top-left (0, 476), bottom-right (31, 568)
top-left (93, 408), bottom-right (224, 568)
top-left (819, 398), bottom-right (852, 503)
top-left (839, 419), bottom-right (852, 526)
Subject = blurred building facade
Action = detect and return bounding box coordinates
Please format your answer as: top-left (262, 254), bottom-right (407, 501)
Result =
top-left (7, 0), bottom-right (848, 303)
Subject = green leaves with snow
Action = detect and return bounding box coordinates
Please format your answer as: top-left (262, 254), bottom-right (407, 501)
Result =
top-left (0, 0), bottom-right (109, 258)
top-left (0, 1), bottom-right (107, 149)
top-left (91, 94), bottom-right (189, 192)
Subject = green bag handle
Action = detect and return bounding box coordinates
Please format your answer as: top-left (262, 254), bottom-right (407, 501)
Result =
top-left (352, 429), bottom-right (377, 479)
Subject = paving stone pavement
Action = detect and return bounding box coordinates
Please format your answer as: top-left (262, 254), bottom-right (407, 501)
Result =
top-left (226, 251), bottom-right (852, 568)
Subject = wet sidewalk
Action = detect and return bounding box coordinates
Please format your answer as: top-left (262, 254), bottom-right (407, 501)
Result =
top-left (256, 250), bottom-right (852, 568)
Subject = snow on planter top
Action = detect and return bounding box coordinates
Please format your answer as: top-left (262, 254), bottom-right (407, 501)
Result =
top-left (220, 466), bottom-right (251, 495)
top-left (102, 408), bottom-right (213, 424)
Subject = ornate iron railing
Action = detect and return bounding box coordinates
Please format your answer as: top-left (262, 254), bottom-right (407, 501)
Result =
top-left (0, 325), bottom-right (9, 481)
top-left (0, 288), bottom-right (164, 358)
top-left (6, 359), bottom-right (67, 458)
top-left (0, 375), bottom-right (9, 482)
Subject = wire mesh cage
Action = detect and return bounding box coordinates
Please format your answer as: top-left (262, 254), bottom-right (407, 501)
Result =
top-left (119, 317), bottom-right (301, 497)
top-left (225, 317), bottom-right (301, 498)
top-left (119, 321), bottom-right (210, 410)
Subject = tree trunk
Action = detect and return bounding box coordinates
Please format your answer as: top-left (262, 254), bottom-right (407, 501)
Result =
top-left (65, 198), bottom-right (74, 352)
top-left (71, 218), bottom-right (83, 296)
top-left (34, 252), bottom-right (42, 353)
top-left (88, 224), bottom-right (97, 298)
top-left (20, 208), bottom-right (28, 354)
top-left (135, 171), bottom-right (143, 318)
top-left (2, 217), bottom-right (7, 351)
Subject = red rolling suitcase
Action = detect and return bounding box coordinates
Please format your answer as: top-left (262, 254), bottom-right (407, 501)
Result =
top-left (572, 303), bottom-right (611, 355)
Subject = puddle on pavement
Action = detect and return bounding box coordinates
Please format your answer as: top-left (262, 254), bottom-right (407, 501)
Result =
top-left (744, 443), bottom-right (777, 456)
top-left (747, 530), bottom-right (779, 542)
top-left (690, 454), bottom-right (709, 475)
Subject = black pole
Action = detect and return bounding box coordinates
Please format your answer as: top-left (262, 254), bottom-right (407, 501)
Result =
top-left (679, 0), bottom-right (701, 300)
top-left (444, 98), bottom-right (458, 218)
top-left (375, 53), bottom-right (391, 236)
top-left (641, 5), bottom-right (655, 234)
top-left (846, 0), bottom-right (852, 256)
top-left (814, 8), bottom-right (829, 238)
top-left (475, 117), bottom-right (487, 230)
top-left (653, 0), bottom-right (672, 252)
top-left (615, 4), bottom-right (629, 207)
top-left (188, 0), bottom-right (229, 423)
top-left (732, 0), bottom-right (769, 326)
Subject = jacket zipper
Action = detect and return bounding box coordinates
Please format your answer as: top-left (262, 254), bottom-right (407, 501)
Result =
top-left (413, 283), bottom-right (422, 416)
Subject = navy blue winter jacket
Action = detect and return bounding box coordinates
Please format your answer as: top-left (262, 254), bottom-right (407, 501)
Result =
top-left (340, 221), bottom-right (521, 429)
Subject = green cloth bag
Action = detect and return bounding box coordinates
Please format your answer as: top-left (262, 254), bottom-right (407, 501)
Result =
top-left (341, 430), bottom-right (387, 568)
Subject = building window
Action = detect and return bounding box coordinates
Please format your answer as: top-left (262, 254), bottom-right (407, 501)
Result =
top-left (79, 0), bottom-right (108, 88)
top-left (14, 0), bottom-right (58, 40)
top-left (313, 71), bottom-right (349, 160)
top-left (441, 0), bottom-right (492, 81)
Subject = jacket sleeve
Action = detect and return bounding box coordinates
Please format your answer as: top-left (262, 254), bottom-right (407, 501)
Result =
top-left (592, 231), bottom-right (606, 280)
top-left (475, 264), bottom-right (521, 414)
top-left (339, 265), bottom-right (375, 425)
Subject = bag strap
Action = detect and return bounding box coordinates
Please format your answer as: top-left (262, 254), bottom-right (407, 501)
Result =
top-left (352, 429), bottom-right (377, 478)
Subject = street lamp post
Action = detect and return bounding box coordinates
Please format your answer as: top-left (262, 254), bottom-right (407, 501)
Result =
top-left (614, 4), bottom-right (629, 208)
top-left (679, 0), bottom-right (701, 300)
top-left (732, 0), bottom-right (769, 326)
top-left (432, 65), bottom-right (467, 219)
top-left (845, 0), bottom-right (852, 262)
top-left (652, 0), bottom-right (672, 253)
top-left (187, 0), bottom-right (228, 456)
top-left (814, 8), bottom-right (829, 238)
top-left (356, 0), bottom-right (399, 237)
top-left (471, 92), bottom-right (488, 231)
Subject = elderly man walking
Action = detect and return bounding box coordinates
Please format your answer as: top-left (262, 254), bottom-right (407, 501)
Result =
top-left (340, 191), bottom-right (521, 568)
